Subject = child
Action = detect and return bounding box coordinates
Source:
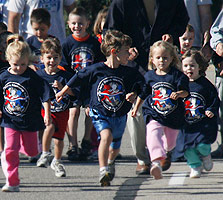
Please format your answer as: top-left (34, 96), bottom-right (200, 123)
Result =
top-left (171, 24), bottom-right (195, 163)
top-left (56, 30), bottom-right (144, 186)
top-left (36, 38), bottom-right (73, 178)
top-left (0, 37), bottom-right (52, 192)
top-left (0, 31), bottom-right (13, 156)
top-left (93, 7), bottom-right (108, 43)
top-left (132, 40), bottom-right (189, 180)
top-left (60, 7), bottom-right (105, 161)
top-left (180, 50), bottom-right (219, 178)
top-left (27, 8), bottom-right (55, 70)
top-left (179, 24), bottom-right (195, 55)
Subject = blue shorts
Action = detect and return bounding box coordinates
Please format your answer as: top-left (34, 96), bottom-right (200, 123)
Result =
top-left (89, 109), bottom-right (127, 149)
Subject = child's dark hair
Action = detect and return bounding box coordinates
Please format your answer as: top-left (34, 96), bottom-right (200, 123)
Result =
top-left (185, 24), bottom-right (195, 33)
top-left (93, 8), bottom-right (108, 35)
top-left (69, 6), bottom-right (89, 20)
top-left (101, 30), bottom-right (132, 57)
top-left (0, 22), bottom-right (7, 32)
top-left (0, 31), bottom-right (13, 45)
top-left (31, 8), bottom-right (51, 27)
top-left (182, 49), bottom-right (208, 75)
top-left (40, 37), bottom-right (62, 57)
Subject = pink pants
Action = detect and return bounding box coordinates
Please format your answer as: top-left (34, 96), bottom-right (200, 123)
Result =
top-left (1, 128), bottom-right (39, 186)
top-left (146, 120), bottom-right (179, 162)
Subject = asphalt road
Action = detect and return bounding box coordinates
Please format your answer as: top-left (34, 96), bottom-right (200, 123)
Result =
top-left (1, 65), bottom-right (223, 200)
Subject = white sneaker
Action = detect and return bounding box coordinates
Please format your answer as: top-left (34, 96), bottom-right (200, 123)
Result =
top-left (150, 162), bottom-right (163, 180)
top-left (36, 153), bottom-right (51, 167)
top-left (2, 184), bottom-right (19, 192)
top-left (190, 166), bottom-right (202, 178)
top-left (51, 160), bottom-right (66, 177)
top-left (202, 154), bottom-right (213, 171)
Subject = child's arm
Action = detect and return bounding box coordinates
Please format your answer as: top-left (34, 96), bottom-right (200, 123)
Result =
top-left (42, 100), bottom-right (52, 126)
top-left (131, 96), bottom-right (144, 117)
top-left (56, 85), bottom-right (74, 102)
top-left (170, 90), bottom-right (189, 100)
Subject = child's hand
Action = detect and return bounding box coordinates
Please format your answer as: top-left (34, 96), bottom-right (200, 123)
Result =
top-left (53, 80), bottom-right (63, 90)
top-left (170, 92), bottom-right (179, 100)
top-left (162, 34), bottom-right (173, 44)
top-left (85, 106), bottom-right (90, 116)
top-left (56, 91), bottom-right (64, 102)
top-left (131, 106), bottom-right (138, 117)
top-left (216, 42), bottom-right (223, 57)
top-left (0, 110), bottom-right (2, 118)
top-left (205, 110), bottom-right (214, 118)
top-left (128, 47), bottom-right (138, 61)
top-left (44, 114), bottom-right (52, 126)
top-left (126, 92), bottom-right (137, 103)
top-left (29, 64), bottom-right (39, 72)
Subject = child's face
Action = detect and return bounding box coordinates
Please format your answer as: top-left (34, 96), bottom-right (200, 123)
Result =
top-left (115, 46), bottom-right (130, 65)
top-left (179, 31), bottom-right (195, 53)
top-left (151, 47), bottom-right (173, 73)
top-left (41, 50), bottom-right (61, 73)
top-left (182, 56), bottom-right (200, 81)
top-left (31, 22), bottom-right (50, 41)
top-left (8, 55), bottom-right (29, 75)
top-left (68, 14), bottom-right (89, 38)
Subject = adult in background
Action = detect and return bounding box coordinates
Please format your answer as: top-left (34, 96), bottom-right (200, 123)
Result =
top-left (7, 0), bottom-right (76, 43)
top-left (103, 0), bottom-right (189, 174)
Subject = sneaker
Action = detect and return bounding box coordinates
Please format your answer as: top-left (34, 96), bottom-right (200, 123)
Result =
top-left (28, 153), bottom-right (41, 163)
top-left (2, 184), bottom-right (19, 192)
top-left (80, 139), bottom-right (92, 160)
top-left (202, 154), bottom-right (213, 171)
top-left (108, 161), bottom-right (115, 181)
top-left (211, 144), bottom-right (223, 158)
top-left (87, 150), bottom-right (98, 161)
top-left (66, 146), bottom-right (80, 161)
top-left (99, 168), bottom-right (111, 187)
top-left (150, 162), bottom-right (163, 180)
top-left (190, 166), bottom-right (202, 178)
top-left (51, 160), bottom-right (66, 177)
top-left (36, 153), bottom-right (51, 167)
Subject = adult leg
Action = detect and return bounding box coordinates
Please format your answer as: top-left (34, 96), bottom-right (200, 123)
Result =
top-left (127, 104), bottom-right (150, 174)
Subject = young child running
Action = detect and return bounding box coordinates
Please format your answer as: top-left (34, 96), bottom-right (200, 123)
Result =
top-left (36, 38), bottom-right (73, 177)
top-left (56, 30), bottom-right (144, 186)
top-left (60, 7), bottom-right (105, 161)
top-left (0, 36), bottom-right (52, 192)
top-left (132, 40), bottom-right (189, 180)
top-left (180, 50), bottom-right (220, 178)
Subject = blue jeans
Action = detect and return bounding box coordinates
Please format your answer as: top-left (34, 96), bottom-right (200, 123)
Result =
top-left (89, 109), bottom-right (127, 149)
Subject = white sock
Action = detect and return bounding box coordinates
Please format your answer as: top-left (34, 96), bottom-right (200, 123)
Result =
top-left (108, 159), bottom-right (114, 164)
top-left (100, 166), bottom-right (108, 172)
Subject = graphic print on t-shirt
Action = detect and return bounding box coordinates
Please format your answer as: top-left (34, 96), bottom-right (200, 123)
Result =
top-left (39, 0), bottom-right (60, 12)
top-left (3, 82), bottom-right (29, 116)
top-left (184, 92), bottom-right (205, 124)
top-left (50, 84), bottom-right (70, 112)
top-left (97, 77), bottom-right (126, 112)
top-left (151, 82), bottom-right (177, 116)
top-left (71, 47), bottom-right (94, 72)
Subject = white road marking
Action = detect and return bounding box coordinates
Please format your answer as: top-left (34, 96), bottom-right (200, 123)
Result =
top-left (168, 172), bottom-right (188, 186)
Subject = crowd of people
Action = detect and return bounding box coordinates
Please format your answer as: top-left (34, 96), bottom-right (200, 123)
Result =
top-left (0, 0), bottom-right (222, 192)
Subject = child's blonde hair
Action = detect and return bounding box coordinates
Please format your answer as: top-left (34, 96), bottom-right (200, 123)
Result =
top-left (148, 40), bottom-right (181, 70)
top-left (6, 34), bottom-right (36, 64)
top-left (182, 49), bottom-right (208, 75)
top-left (101, 29), bottom-right (132, 57)
top-left (93, 7), bottom-right (108, 35)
